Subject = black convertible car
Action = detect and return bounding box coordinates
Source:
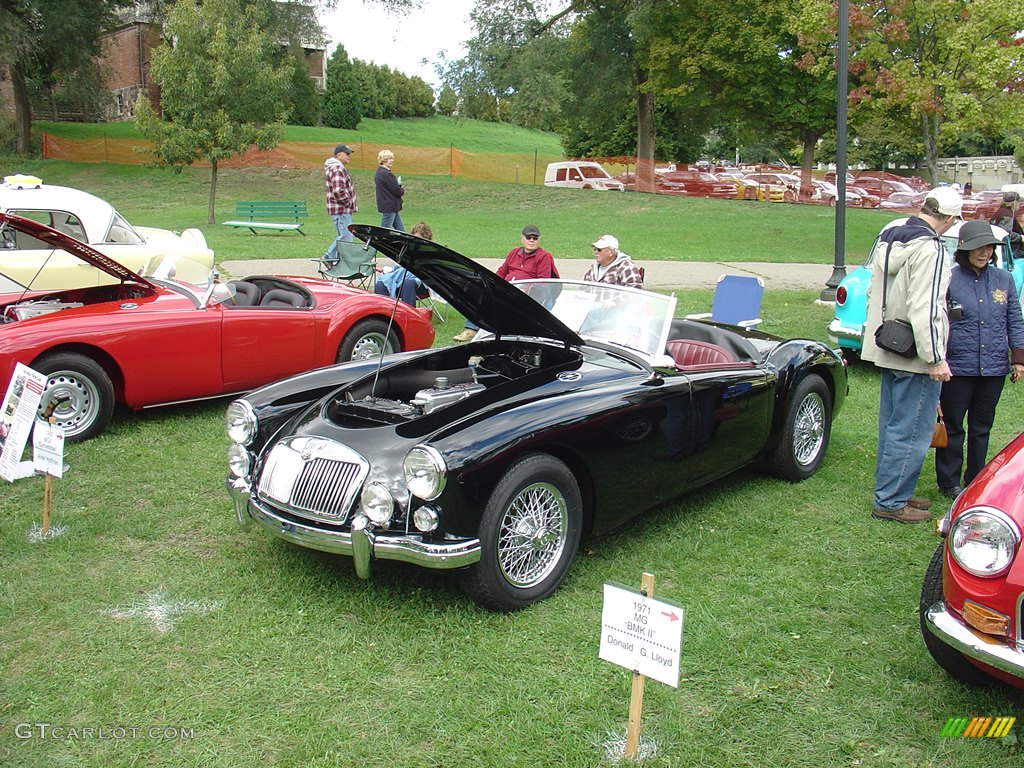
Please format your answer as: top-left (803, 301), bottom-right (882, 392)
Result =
top-left (226, 226), bottom-right (848, 611)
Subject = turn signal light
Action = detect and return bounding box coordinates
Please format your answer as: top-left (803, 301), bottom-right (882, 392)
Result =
top-left (962, 600), bottom-right (1010, 637)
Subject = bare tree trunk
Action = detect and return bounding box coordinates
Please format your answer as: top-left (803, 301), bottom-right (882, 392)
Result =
top-left (921, 111), bottom-right (939, 185)
top-left (636, 68), bottom-right (656, 193)
top-left (799, 135), bottom-right (817, 202)
top-left (11, 61), bottom-right (32, 156)
top-left (208, 160), bottom-right (218, 225)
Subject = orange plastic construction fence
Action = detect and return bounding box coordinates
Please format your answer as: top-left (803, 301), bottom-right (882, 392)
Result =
top-left (42, 134), bottom-right (565, 186)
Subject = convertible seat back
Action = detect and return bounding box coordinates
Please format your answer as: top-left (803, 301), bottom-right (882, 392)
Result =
top-left (667, 338), bottom-right (758, 372)
top-left (228, 280), bottom-right (262, 306)
top-left (259, 288), bottom-right (306, 308)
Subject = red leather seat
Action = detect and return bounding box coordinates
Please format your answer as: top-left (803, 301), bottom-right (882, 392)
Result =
top-left (666, 339), bottom-right (754, 371)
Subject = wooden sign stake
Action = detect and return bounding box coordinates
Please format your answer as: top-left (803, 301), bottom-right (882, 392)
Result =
top-left (625, 571), bottom-right (655, 759)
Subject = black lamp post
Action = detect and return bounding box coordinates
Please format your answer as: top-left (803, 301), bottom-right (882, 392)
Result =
top-left (820, 0), bottom-right (849, 302)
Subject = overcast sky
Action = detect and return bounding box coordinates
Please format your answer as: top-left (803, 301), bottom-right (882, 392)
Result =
top-left (319, 0), bottom-right (477, 88)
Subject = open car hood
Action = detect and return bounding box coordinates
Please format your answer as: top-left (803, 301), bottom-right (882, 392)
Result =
top-left (353, 225), bottom-right (583, 347)
top-left (0, 212), bottom-right (155, 289)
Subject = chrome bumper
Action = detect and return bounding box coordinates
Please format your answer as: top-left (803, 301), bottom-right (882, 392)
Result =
top-left (826, 318), bottom-right (863, 346)
top-left (228, 478), bottom-right (480, 577)
top-left (924, 601), bottom-right (1024, 680)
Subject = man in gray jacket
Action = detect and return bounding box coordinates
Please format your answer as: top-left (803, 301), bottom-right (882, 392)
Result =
top-left (862, 186), bottom-right (962, 522)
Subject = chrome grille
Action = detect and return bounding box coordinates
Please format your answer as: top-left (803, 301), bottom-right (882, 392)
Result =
top-left (257, 437), bottom-right (369, 523)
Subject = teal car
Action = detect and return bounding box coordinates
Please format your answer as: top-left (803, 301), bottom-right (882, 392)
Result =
top-left (827, 219), bottom-right (1022, 356)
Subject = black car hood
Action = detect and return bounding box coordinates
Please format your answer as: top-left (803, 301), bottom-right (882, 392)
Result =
top-left (353, 225), bottom-right (583, 347)
top-left (0, 212), bottom-right (154, 288)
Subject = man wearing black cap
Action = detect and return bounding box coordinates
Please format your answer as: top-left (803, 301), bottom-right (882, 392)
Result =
top-left (453, 225), bottom-right (559, 341)
top-left (322, 144), bottom-right (357, 264)
top-left (990, 191), bottom-right (1022, 259)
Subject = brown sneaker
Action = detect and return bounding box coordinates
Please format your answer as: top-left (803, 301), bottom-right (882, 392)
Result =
top-left (907, 496), bottom-right (932, 510)
top-left (872, 505), bottom-right (931, 523)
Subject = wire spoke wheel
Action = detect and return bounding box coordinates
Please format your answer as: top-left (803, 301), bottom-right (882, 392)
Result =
top-left (497, 482), bottom-right (568, 588)
top-left (793, 391), bottom-right (825, 466)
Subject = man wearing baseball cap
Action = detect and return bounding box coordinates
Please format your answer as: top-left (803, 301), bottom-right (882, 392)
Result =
top-left (990, 190), bottom-right (1023, 259)
top-left (453, 225), bottom-right (559, 341)
top-left (583, 234), bottom-right (644, 289)
top-left (322, 144), bottom-right (357, 264)
top-left (863, 185), bottom-right (962, 523)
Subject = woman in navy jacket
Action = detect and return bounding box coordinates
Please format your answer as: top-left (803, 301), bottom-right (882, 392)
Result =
top-left (936, 220), bottom-right (1024, 497)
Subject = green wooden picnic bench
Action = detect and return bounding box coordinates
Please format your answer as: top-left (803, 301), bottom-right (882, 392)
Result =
top-left (223, 201), bottom-right (307, 235)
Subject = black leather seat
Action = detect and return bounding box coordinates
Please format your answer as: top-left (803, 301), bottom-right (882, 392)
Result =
top-left (259, 288), bottom-right (305, 308)
top-left (228, 280), bottom-right (261, 306)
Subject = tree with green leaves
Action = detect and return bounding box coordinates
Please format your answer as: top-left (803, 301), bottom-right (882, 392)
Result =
top-left (805, 0), bottom-right (1024, 183)
top-left (286, 50), bottom-right (321, 126)
top-left (321, 44), bottom-right (361, 128)
top-left (134, 0), bottom-right (292, 223)
top-left (0, 0), bottom-right (130, 155)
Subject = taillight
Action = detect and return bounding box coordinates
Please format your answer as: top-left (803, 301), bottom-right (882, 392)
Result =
top-left (836, 286), bottom-right (847, 305)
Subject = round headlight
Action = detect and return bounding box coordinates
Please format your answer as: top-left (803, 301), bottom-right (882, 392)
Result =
top-left (413, 505), bottom-right (440, 533)
top-left (360, 483), bottom-right (394, 526)
top-left (403, 445), bottom-right (447, 501)
top-left (227, 443), bottom-right (251, 478)
top-left (949, 507), bottom-right (1020, 577)
top-left (226, 400), bottom-right (257, 446)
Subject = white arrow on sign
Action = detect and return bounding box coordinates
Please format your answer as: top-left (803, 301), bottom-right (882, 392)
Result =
top-left (599, 582), bottom-right (684, 688)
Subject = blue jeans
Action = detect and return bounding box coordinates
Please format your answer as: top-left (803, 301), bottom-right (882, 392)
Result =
top-left (381, 211), bottom-right (405, 231)
top-left (875, 368), bottom-right (941, 511)
top-left (324, 213), bottom-right (353, 261)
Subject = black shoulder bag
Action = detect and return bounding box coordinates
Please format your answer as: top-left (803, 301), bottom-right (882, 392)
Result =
top-left (873, 241), bottom-right (917, 357)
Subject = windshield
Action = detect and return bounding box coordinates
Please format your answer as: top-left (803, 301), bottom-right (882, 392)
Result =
top-left (513, 279), bottom-right (676, 361)
top-left (580, 165), bottom-right (612, 179)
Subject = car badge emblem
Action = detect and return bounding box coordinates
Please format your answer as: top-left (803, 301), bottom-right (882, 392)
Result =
top-left (301, 445), bottom-right (315, 460)
top-left (557, 372), bottom-right (582, 382)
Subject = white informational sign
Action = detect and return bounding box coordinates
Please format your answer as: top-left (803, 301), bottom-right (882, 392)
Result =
top-left (33, 422), bottom-right (65, 478)
top-left (599, 582), bottom-right (684, 688)
top-left (0, 363), bottom-right (47, 482)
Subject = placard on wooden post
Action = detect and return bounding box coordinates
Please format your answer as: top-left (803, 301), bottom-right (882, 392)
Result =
top-left (599, 572), bottom-right (685, 761)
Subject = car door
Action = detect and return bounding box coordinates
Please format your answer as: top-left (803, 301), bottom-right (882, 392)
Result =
top-left (220, 304), bottom-right (318, 390)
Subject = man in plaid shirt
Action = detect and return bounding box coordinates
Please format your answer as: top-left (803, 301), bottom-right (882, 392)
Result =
top-left (323, 144), bottom-right (358, 264)
top-left (583, 234), bottom-right (644, 288)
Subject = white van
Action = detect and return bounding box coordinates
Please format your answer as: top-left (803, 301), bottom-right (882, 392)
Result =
top-left (544, 161), bottom-right (624, 191)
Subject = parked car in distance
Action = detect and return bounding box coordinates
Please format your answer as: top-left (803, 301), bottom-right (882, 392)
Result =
top-left (0, 176), bottom-right (214, 288)
top-left (744, 172), bottom-right (801, 202)
top-left (920, 430), bottom-right (1024, 689)
top-left (0, 213), bottom-right (435, 441)
top-left (877, 190), bottom-right (924, 211)
top-left (657, 169), bottom-right (736, 199)
top-left (827, 218), bottom-right (1022, 355)
top-left (847, 185), bottom-right (881, 208)
top-left (544, 161), bottom-right (624, 191)
top-left (227, 225), bottom-right (848, 612)
top-left (811, 179), bottom-right (863, 207)
top-left (615, 171), bottom-right (687, 195)
top-left (853, 176), bottom-right (918, 201)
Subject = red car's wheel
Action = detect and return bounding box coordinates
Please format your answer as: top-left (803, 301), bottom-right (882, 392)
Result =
top-left (34, 352), bottom-right (115, 442)
top-left (336, 319), bottom-right (399, 362)
top-left (919, 544), bottom-right (993, 686)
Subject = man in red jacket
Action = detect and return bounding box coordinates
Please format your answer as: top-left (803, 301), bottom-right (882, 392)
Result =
top-left (454, 225), bottom-right (560, 341)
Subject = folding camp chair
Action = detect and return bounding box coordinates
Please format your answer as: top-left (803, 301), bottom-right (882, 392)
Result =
top-left (314, 240), bottom-right (377, 291)
top-left (685, 274), bottom-right (764, 328)
top-left (419, 287), bottom-right (449, 323)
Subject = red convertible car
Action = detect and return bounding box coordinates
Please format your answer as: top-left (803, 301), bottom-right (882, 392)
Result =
top-left (920, 431), bottom-right (1024, 689)
top-left (0, 213), bottom-right (435, 441)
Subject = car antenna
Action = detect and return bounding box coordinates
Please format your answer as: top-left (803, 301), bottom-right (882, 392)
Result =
top-left (369, 237), bottom-right (407, 399)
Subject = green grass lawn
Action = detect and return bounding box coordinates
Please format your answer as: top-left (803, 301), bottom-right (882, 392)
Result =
top-left (2, 161), bottom-right (1022, 767)
top-left (36, 115), bottom-right (566, 156)
top-left (1, 160), bottom-right (891, 266)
